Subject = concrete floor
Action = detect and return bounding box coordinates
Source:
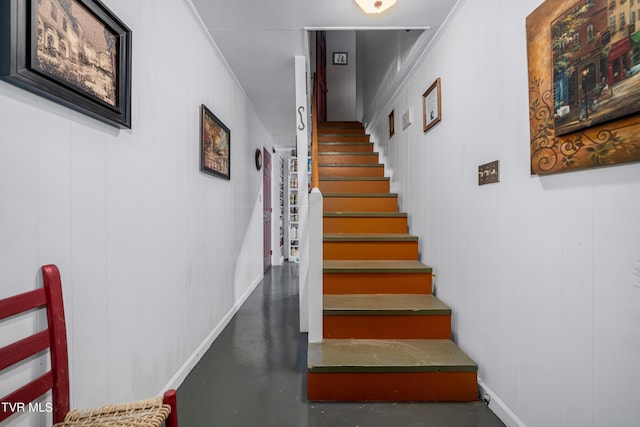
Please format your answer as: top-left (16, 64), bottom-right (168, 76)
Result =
top-left (178, 264), bottom-right (505, 427)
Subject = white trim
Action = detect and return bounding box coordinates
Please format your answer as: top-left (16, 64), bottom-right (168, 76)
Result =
top-left (307, 189), bottom-right (324, 343)
top-left (478, 379), bottom-right (527, 427)
top-left (160, 274), bottom-right (264, 391)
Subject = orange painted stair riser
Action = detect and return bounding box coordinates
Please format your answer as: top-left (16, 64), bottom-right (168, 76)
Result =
top-left (323, 315), bottom-right (451, 340)
top-left (319, 153), bottom-right (379, 164)
top-left (323, 197), bottom-right (398, 212)
top-left (323, 273), bottom-right (432, 294)
top-left (319, 165), bottom-right (385, 178)
top-left (318, 144), bottom-right (373, 153)
top-left (319, 180), bottom-right (390, 193)
top-left (307, 372), bottom-right (478, 402)
top-left (318, 135), bottom-right (370, 143)
top-left (318, 127), bottom-right (366, 135)
top-left (318, 121), bottom-right (363, 128)
top-left (323, 242), bottom-right (418, 260)
top-left (323, 217), bottom-right (407, 233)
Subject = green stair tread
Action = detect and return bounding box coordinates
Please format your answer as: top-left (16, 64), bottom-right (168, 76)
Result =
top-left (323, 212), bottom-right (407, 218)
top-left (323, 260), bottom-right (432, 273)
top-left (308, 339), bottom-right (477, 373)
top-left (323, 294), bottom-right (451, 315)
top-left (323, 233), bottom-right (418, 242)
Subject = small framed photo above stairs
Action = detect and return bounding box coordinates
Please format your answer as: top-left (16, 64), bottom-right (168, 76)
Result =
top-left (332, 52), bottom-right (348, 65)
top-left (422, 78), bottom-right (442, 133)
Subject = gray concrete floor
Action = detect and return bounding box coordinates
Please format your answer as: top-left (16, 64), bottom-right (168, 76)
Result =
top-left (178, 264), bottom-right (505, 427)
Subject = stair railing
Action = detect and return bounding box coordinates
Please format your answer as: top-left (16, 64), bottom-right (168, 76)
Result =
top-left (311, 74), bottom-right (320, 190)
top-left (307, 73), bottom-right (323, 343)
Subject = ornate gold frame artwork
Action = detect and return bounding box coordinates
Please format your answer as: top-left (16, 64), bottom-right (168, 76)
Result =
top-left (527, 0), bottom-right (640, 174)
top-left (422, 78), bottom-right (441, 133)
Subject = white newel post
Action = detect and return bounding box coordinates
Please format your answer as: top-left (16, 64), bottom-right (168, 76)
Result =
top-left (295, 56), bottom-right (310, 333)
top-left (295, 55), bottom-right (322, 340)
top-left (308, 189), bottom-right (323, 342)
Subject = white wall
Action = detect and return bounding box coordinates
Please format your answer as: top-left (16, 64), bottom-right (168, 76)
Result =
top-left (364, 1), bottom-right (640, 426)
top-left (357, 29), bottom-right (424, 121)
top-left (0, 0), bottom-right (269, 425)
top-left (326, 31), bottom-right (357, 121)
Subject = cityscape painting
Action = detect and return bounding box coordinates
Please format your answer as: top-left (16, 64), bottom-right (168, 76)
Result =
top-left (527, 0), bottom-right (640, 174)
top-left (36, 0), bottom-right (118, 106)
top-left (552, 0), bottom-right (640, 136)
top-left (200, 105), bottom-right (231, 180)
top-left (0, 0), bottom-right (132, 128)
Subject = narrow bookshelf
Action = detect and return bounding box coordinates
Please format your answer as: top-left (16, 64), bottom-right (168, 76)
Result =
top-left (287, 156), bottom-right (300, 263)
top-left (279, 155), bottom-right (285, 261)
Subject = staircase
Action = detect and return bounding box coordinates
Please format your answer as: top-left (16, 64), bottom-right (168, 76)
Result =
top-left (307, 121), bottom-right (478, 402)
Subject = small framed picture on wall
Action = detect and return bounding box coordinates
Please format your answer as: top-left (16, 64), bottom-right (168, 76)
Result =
top-left (333, 52), bottom-right (348, 65)
top-left (388, 109), bottom-right (395, 139)
top-left (200, 104), bottom-right (231, 180)
top-left (422, 78), bottom-right (442, 133)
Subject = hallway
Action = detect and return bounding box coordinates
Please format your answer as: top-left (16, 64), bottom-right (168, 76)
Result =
top-left (178, 264), bottom-right (505, 426)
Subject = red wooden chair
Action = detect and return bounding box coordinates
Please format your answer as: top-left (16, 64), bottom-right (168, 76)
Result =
top-left (0, 264), bottom-right (178, 426)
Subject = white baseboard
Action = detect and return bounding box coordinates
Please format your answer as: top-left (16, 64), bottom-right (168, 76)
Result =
top-left (478, 379), bottom-right (527, 427)
top-left (161, 274), bottom-right (264, 392)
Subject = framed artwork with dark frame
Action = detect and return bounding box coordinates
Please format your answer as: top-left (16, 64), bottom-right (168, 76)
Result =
top-left (332, 52), bottom-right (348, 65)
top-left (0, 0), bottom-right (132, 128)
top-left (200, 104), bottom-right (231, 180)
top-left (527, 0), bottom-right (640, 175)
top-left (422, 78), bottom-right (441, 133)
top-left (388, 109), bottom-right (395, 139)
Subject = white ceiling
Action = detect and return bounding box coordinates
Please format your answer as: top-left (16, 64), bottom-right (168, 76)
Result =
top-left (189, 0), bottom-right (459, 147)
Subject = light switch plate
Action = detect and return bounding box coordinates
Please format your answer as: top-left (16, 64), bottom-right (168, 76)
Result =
top-left (478, 160), bottom-right (499, 185)
top-left (402, 109), bottom-right (412, 130)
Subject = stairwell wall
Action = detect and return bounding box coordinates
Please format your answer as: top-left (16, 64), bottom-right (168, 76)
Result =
top-left (363, 0), bottom-right (640, 426)
top-left (0, 0), bottom-right (269, 424)
top-left (326, 31), bottom-right (357, 121)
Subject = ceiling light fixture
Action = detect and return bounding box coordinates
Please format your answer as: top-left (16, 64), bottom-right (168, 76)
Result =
top-left (354, 0), bottom-right (397, 14)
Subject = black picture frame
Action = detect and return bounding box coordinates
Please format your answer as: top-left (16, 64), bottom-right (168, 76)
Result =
top-left (200, 104), bottom-right (231, 180)
top-left (332, 52), bottom-right (348, 65)
top-left (0, 0), bottom-right (132, 128)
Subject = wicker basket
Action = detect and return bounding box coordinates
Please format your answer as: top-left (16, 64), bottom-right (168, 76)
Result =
top-left (52, 397), bottom-right (171, 427)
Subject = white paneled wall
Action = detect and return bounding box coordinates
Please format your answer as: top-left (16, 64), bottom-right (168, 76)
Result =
top-left (364, 1), bottom-right (640, 426)
top-left (326, 31), bottom-right (357, 121)
top-left (0, 0), bottom-right (268, 424)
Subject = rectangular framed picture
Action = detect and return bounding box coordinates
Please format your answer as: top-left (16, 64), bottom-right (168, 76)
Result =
top-left (550, 1), bottom-right (640, 137)
top-left (388, 109), bottom-right (395, 139)
top-left (0, 0), bottom-right (132, 128)
top-left (527, 0), bottom-right (640, 175)
top-left (422, 78), bottom-right (441, 132)
top-left (200, 104), bottom-right (231, 180)
top-left (332, 52), bottom-right (348, 65)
